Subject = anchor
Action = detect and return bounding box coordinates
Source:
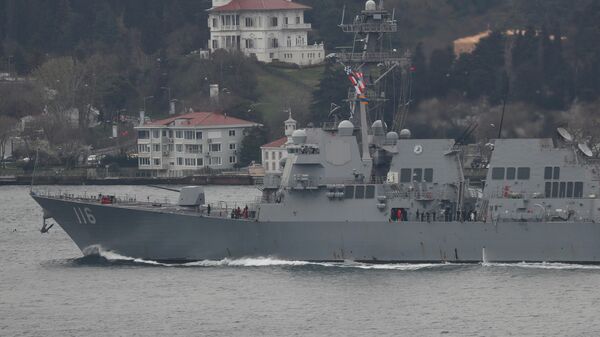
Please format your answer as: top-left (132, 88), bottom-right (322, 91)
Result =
top-left (40, 210), bottom-right (54, 234)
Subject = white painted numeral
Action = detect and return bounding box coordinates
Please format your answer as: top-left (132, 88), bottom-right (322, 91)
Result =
top-left (73, 207), bottom-right (97, 224)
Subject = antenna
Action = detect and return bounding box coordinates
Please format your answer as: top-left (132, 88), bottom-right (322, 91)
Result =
top-left (30, 147), bottom-right (39, 193)
top-left (340, 5), bottom-right (346, 26)
top-left (578, 143), bottom-right (593, 157)
top-left (556, 127), bottom-right (574, 142)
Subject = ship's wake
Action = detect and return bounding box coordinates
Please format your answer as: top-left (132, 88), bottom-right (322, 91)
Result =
top-left (70, 246), bottom-right (600, 271)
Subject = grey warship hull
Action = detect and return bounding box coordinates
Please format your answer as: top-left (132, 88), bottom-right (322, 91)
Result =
top-left (34, 195), bottom-right (600, 263)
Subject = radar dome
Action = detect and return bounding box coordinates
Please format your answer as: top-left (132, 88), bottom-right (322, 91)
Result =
top-left (338, 120), bottom-right (354, 136)
top-left (399, 129), bottom-right (412, 139)
top-left (386, 131), bottom-right (399, 142)
top-left (365, 0), bottom-right (376, 11)
top-left (372, 120), bottom-right (385, 136)
top-left (291, 129), bottom-right (307, 144)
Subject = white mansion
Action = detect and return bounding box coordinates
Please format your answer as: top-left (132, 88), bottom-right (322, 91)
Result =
top-left (261, 111), bottom-right (297, 174)
top-left (135, 112), bottom-right (261, 174)
top-left (208, 0), bottom-right (325, 66)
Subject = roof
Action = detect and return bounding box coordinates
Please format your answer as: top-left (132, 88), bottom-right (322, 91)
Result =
top-left (261, 137), bottom-right (288, 148)
top-left (210, 0), bottom-right (310, 12)
top-left (145, 112), bottom-right (259, 127)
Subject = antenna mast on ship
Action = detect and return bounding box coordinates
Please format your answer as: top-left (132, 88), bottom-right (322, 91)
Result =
top-left (333, 0), bottom-right (412, 161)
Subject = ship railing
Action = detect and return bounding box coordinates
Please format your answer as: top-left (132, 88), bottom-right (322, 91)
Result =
top-left (33, 189), bottom-right (175, 206)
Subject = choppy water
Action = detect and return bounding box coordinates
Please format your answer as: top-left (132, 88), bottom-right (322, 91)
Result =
top-left (2, 185), bottom-right (600, 336)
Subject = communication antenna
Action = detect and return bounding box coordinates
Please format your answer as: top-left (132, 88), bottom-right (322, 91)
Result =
top-left (556, 127), bottom-right (574, 142)
top-left (340, 5), bottom-right (346, 25)
top-left (30, 147), bottom-right (39, 193)
top-left (578, 143), bottom-right (593, 157)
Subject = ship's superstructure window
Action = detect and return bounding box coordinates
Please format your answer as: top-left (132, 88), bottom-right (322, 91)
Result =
top-left (344, 185), bottom-right (354, 199)
top-left (424, 169), bottom-right (434, 182)
top-left (355, 185), bottom-right (365, 199)
top-left (544, 166), bottom-right (560, 180)
top-left (506, 167), bottom-right (516, 180)
top-left (399, 168), bottom-right (434, 183)
top-left (365, 186), bottom-right (376, 199)
top-left (492, 167), bottom-right (505, 180)
top-left (400, 169), bottom-right (411, 183)
top-left (517, 167), bottom-right (530, 180)
top-left (567, 182), bottom-right (574, 197)
top-left (413, 168), bottom-right (423, 182)
top-left (574, 182), bottom-right (584, 198)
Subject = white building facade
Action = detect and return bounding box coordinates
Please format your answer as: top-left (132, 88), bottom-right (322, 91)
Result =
top-left (208, 0), bottom-right (325, 66)
top-left (135, 112), bottom-right (261, 175)
top-left (261, 112), bottom-right (296, 174)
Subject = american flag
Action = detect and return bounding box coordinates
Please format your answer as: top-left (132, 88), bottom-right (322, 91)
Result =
top-left (345, 66), bottom-right (366, 95)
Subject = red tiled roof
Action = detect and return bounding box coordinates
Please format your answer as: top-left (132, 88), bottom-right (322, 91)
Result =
top-left (261, 137), bottom-right (288, 148)
top-left (210, 0), bottom-right (310, 12)
top-left (146, 112), bottom-right (258, 127)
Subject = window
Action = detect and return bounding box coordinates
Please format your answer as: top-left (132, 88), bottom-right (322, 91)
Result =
top-left (506, 167), bottom-right (516, 180)
top-left (229, 143), bottom-right (236, 150)
top-left (153, 144), bottom-right (160, 152)
top-left (269, 38), bottom-right (279, 48)
top-left (177, 157), bottom-right (183, 166)
top-left (175, 131), bottom-right (183, 139)
top-left (344, 185), bottom-right (354, 199)
top-left (245, 17), bottom-right (254, 27)
top-left (355, 185), bottom-right (365, 199)
top-left (197, 158), bottom-right (204, 166)
top-left (176, 144), bottom-right (183, 152)
top-left (185, 158), bottom-right (196, 166)
top-left (559, 182), bottom-right (566, 198)
top-left (138, 130), bottom-right (150, 139)
top-left (210, 156), bottom-right (222, 166)
top-left (574, 182), bottom-right (584, 198)
top-left (567, 182), bottom-right (574, 198)
top-left (271, 162), bottom-right (276, 171)
top-left (552, 182), bottom-right (559, 198)
top-left (553, 167), bottom-right (560, 180)
top-left (153, 158), bottom-right (161, 166)
top-left (270, 17), bottom-right (278, 27)
top-left (139, 157), bottom-right (150, 166)
top-left (424, 168), bottom-right (433, 183)
top-left (413, 168), bottom-right (422, 182)
top-left (245, 39), bottom-right (254, 49)
top-left (195, 131), bottom-right (203, 140)
top-left (152, 130), bottom-right (160, 138)
top-left (229, 130), bottom-right (236, 137)
top-left (168, 130), bottom-right (173, 138)
top-left (138, 144), bottom-right (150, 153)
top-left (184, 131), bottom-right (195, 140)
top-left (229, 156), bottom-right (237, 164)
top-left (365, 185), bottom-right (375, 199)
top-left (296, 16), bottom-right (300, 24)
top-left (400, 169), bottom-right (411, 183)
top-left (545, 182), bottom-right (552, 198)
top-left (185, 144), bottom-right (200, 154)
top-left (517, 167), bottom-right (530, 180)
top-left (162, 130), bottom-right (167, 137)
top-left (492, 167), bottom-right (505, 180)
top-left (209, 143), bottom-right (221, 152)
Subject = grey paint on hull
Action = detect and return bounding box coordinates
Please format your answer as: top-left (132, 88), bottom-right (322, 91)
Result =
top-left (35, 196), bottom-right (600, 263)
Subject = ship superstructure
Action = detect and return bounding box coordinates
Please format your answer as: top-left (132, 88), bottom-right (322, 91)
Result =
top-left (31, 1), bottom-right (600, 263)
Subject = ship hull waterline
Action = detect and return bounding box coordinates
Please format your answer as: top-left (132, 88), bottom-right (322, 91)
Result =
top-left (34, 196), bottom-right (600, 263)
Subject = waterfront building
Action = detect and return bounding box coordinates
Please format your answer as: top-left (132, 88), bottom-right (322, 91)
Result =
top-left (260, 110), bottom-right (296, 173)
top-left (135, 112), bottom-right (261, 174)
top-left (208, 0), bottom-right (325, 66)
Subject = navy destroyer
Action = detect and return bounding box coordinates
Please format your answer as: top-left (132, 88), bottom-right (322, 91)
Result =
top-left (32, 1), bottom-right (600, 263)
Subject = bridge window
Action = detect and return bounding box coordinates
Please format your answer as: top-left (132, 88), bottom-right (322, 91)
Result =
top-left (517, 167), bottom-right (530, 180)
top-left (559, 182), bottom-right (566, 198)
top-left (553, 167), bottom-right (560, 180)
top-left (545, 182), bottom-right (552, 198)
top-left (413, 168), bottom-right (423, 182)
top-left (344, 185), bottom-right (354, 199)
top-left (544, 166), bottom-right (553, 180)
top-left (400, 169), bottom-right (411, 183)
top-left (492, 167), bottom-right (505, 180)
top-left (567, 182), bottom-right (574, 198)
top-left (424, 168), bottom-right (433, 182)
top-left (574, 182), bottom-right (584, 198)
top-left (552, 182), bottom-right (559, 198)
top-left (365, 185), bottom-right (375, 199)
top-left (355, 185), bottom-right (365, 199)
top-left (506, 167), bottom-right (516, 180)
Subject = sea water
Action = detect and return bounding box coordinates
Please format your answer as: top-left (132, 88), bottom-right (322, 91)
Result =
top-left (2, 185), bottom-right (600, 336)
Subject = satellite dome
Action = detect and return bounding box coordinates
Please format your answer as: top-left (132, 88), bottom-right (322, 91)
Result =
top-left (399, 129), bottom-right (412, 139)
top-left (338, 120), bottom-right (354, 136)
top-left (372, 120), bottom-right (385, 136)
top-left (386, 131), bottom-right (399, 141)
top-left (292, 129), bottom-right (307, 144)
top-left (365, 0), bottom-right (376, 11)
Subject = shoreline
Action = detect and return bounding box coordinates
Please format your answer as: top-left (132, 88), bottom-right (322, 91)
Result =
top-left (0, 174), bottom-right (256, 186)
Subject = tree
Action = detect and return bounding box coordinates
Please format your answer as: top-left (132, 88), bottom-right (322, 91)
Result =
top-left (309, 60), bottom-right (348, 125)
top-left (239, 126), bottom-right (268, 167)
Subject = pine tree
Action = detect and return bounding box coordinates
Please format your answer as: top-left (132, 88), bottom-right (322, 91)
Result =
top-left (308, 60), bottom-right (348, 125)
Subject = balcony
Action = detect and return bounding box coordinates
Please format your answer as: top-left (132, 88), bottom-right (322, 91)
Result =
top-left (340, 22), bottom-right (397, 33)
top-left (212, 25), bottom-right (240, 32)
top-left (282, 23), bottom-right (311, 30)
